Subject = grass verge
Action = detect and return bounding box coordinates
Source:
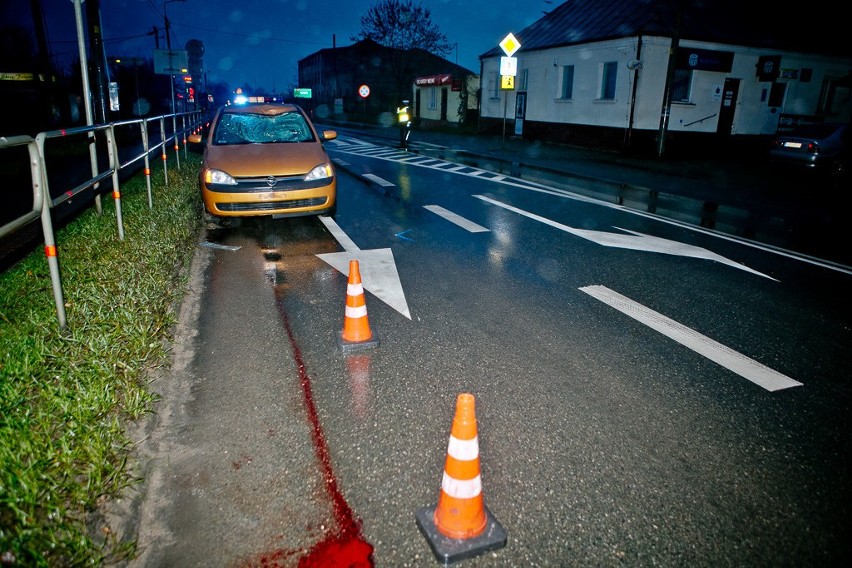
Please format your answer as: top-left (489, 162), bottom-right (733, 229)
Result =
top-left (0, 153), bottom-right (203, 566)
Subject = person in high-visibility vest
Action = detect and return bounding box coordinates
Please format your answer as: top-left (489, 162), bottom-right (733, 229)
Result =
top-left (396, 100), bottom-right (411, 149)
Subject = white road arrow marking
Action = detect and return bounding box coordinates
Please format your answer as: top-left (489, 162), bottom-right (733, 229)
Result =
top-left (318, 216), bottom-right (411, 319)
top-left (475, 195), bottom-right (774, 280)
top-left (580, 285), bottom-right (802, 391)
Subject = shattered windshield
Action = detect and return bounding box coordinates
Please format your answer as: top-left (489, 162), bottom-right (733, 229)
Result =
top-left (213, 111), bottom-right (315, 145)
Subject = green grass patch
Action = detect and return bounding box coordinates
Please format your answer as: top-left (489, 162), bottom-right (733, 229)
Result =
top-left (0, 152), bottom-right (203, 566)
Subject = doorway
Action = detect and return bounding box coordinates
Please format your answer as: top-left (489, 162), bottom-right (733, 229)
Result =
top-left (440, 88), bottom-right (448, 121)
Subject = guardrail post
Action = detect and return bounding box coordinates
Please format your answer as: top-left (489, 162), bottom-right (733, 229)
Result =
top-left (647, 190), bottom-right (658, 213)
top-left (141, 118), bottom-right (153, 209)
top-left (106, 125), bottom-right (125, 240)
top-left (88, 130), bottom-right (103, 217)
top-left (181, 114), bottom-right (188, 160)
top-left (159, 117), bottom-right (169, 185)
top-left (34, 132), bottom-right (67, 328)
top-left (172, 113), bottom-right (181, 170)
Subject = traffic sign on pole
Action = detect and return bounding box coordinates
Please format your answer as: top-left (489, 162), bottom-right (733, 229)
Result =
top-left (500, 56), bottom-right (518, 77)
top-left (499, 33), bottom-right (521, 57)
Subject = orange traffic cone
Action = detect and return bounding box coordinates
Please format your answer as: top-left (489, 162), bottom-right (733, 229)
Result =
top-left (337, 259), bottom-right (379, 351)
top-left (416, 393), bottom-right (506, 564)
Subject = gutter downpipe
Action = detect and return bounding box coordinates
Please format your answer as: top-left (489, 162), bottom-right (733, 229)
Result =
top-left (477, 56), bottom-right (484, 133)
top-left (657, 5), bottom-right (683, 158)
top-left (625, 35), bottom-right (642, 151)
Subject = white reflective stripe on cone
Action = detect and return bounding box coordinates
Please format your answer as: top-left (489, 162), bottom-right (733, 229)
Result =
top-left (447, 435), bottom-right (479, 461)
top-left (348, 282), bottom-right (364, 296)
top-left (345, 305), bottom-right (368, 318)
top-left (441, 472), bottom-right (482, 499)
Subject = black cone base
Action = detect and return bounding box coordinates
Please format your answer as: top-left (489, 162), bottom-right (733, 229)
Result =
top-left (415, 504), bottom-right (507, 565)
top-left (337, 329), bottom-right (379, 352)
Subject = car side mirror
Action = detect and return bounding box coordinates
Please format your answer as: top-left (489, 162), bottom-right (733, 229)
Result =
top-left (188, 134), bottom-right (203, 144)
top-left (321, 130), bottom-right (337, 141)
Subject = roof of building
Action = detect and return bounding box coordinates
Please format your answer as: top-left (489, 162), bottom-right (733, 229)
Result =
top-left (303, 38), bottom-right (475, 77)
top-left (481, 0), bottom-right (847, 59)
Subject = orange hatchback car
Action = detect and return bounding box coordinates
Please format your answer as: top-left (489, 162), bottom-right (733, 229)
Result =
top-left (189, 103), bottom-right (338, 219)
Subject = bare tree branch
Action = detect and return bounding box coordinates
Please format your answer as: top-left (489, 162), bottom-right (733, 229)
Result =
top-left (352, 0), bottom-right (452, 56)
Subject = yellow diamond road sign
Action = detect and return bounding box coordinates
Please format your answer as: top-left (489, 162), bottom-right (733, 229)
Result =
top-left (499, 33), bottom-right (520, 57)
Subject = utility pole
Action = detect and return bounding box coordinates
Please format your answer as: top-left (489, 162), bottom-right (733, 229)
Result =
top-left (163, 0), bottom-right (186, 116)
top-left (71, 0), bottom-right (102, 213)
top-left (85, 0), bottom-right (111, 124)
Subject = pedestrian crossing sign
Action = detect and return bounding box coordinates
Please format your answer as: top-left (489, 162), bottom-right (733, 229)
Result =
top-left (500, 75), bottom-right (515, 90)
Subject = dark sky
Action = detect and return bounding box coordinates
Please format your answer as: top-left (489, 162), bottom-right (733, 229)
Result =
top-left (14, 0), bottom-right (549, 93)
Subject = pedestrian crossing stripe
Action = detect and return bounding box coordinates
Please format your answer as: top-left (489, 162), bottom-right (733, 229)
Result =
top-left (328, 135), bottom-right (549, 192)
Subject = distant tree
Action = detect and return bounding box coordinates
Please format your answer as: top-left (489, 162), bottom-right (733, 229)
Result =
top-left (352, 0), bottom-right (453, 103)
top-left (354, 0), bottom-right (452, 56)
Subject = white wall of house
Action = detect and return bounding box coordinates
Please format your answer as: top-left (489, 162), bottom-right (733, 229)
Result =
top-left (412, 75), bottom-right (479, 124)
top-left (481, 36), bottom-right (852, 137)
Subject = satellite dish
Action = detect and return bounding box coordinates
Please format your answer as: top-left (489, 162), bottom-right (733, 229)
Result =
top-left (626, 59), bottom-right (643, 70)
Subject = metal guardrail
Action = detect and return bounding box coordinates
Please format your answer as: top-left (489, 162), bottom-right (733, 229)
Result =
top-left (0, 110), bottom-right (203, 328)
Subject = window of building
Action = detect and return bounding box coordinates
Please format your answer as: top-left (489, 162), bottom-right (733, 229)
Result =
top-left (519, 68), bottom-right (529, 91)
top-left (671, 68), bottom-right (693, 103)
top-left (428, 87), bottom-right (438, 110)
top-left (559, 65), bottom-right (574, 99)
top-left (600, 61), bottom-right (617, 100)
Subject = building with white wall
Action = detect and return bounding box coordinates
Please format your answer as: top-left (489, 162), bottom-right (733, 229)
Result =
top-left (479, 0), bottom-right (852, 153)
top-left (412, 73), bottom-right (480, 126)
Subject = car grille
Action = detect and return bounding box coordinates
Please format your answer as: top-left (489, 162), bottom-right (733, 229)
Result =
top-left (217, 197), bottom-right (329, 212)
top-left (209, 174), bottom-right (332, 193)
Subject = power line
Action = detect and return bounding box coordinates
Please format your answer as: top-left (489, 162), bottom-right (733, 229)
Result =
top-left (146, 0), bottom-right (164, 19)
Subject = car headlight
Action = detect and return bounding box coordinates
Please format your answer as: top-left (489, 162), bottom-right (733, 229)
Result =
top-left (204, 169), bottom-right (237, 185)
top-left (305, 163), bottom-right (333, 182)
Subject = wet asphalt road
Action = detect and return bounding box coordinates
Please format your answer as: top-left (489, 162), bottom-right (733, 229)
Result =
top-left (112, 132), bottom-right (852, 567)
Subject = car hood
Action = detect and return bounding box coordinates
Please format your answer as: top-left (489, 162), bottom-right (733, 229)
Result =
top-left (203, 142), bottom-right (329, 177)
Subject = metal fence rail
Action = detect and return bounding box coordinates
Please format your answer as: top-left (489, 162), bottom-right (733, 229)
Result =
top-left (0, 110), bottom-right (203, 328)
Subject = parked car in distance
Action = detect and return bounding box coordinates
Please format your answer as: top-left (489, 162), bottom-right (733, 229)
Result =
top-left (769, 122), bottom-right (850, 179)
top-left (188, 103), bottom-right (338, 219)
